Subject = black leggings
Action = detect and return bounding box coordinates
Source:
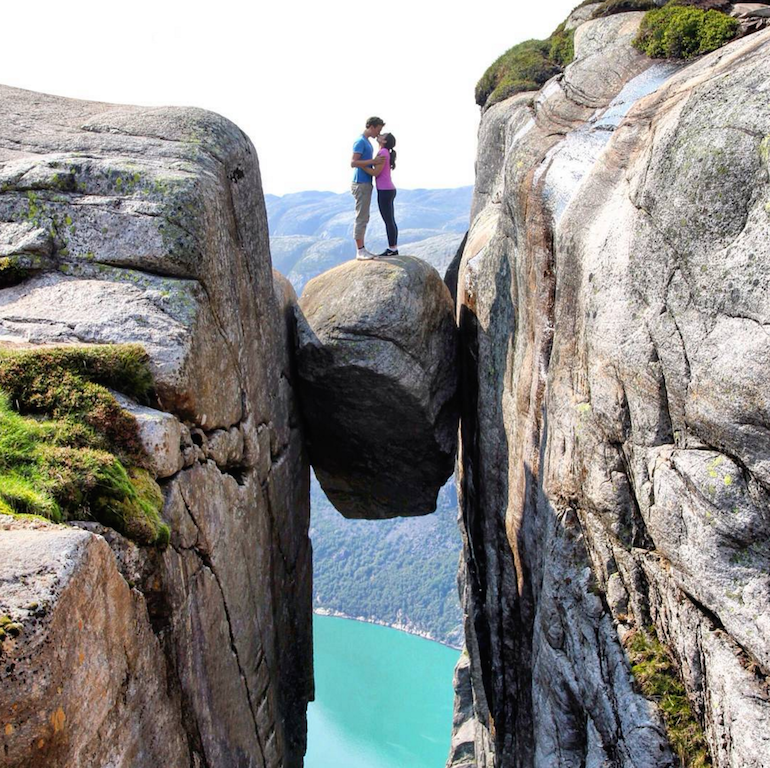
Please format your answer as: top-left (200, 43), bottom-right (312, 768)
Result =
top-left (377, 189), bottom-right (398, 247)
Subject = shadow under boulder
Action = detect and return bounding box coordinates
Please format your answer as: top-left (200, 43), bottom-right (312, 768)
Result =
top-left (295, 255), bottom-right (458, 519)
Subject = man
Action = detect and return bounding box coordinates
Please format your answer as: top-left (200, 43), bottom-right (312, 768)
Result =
top-left (350, 116), bottom-right (384, 260)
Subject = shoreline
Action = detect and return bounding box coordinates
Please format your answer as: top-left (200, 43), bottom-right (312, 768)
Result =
top-left (313, 607), bottom-right (463, 651)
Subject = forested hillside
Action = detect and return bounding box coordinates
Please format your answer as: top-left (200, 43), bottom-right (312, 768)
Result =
top-left (310, 475), bottom-right (463, 648)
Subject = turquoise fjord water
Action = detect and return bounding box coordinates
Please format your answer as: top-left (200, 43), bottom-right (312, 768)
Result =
top-left (306, 615), bottom-right (460, 768)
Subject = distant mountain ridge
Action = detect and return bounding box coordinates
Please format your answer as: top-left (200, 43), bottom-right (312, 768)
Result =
top-left (266, 187), bottom-right (472, 290)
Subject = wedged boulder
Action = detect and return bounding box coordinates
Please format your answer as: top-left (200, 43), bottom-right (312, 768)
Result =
top-left (295, 255), bottom-right (458, 519)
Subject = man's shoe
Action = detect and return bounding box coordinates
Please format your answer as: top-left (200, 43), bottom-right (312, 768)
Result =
top-left (356, 249), bottom-right (376, 260)
top-left (378, 248), bottom-right (399, 257)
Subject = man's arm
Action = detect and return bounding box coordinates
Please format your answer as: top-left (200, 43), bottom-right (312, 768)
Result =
top-left (352, 152), bottom-right (376, 169)
top-left (352, 153), bottom-right (386, 169)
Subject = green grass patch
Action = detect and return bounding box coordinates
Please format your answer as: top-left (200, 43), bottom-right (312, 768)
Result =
top-left (475, 22), bottom-right (575, 109)
top-left (626, 628), bottom-right (712, 766)
top-left (633, 3), bottom-right (739, 58)
top-left (0, 344), bottom-right (153, 464)
top-left (0, 345), bottom-right (168, 547)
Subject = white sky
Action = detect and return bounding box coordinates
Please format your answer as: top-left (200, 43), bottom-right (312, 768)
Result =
top-left (1, 0), bottom-right (578, 196)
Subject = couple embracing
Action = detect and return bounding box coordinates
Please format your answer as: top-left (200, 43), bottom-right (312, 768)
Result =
top-left (350, 116), bottom-right (399, 261)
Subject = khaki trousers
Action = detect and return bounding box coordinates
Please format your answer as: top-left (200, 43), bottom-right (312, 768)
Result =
top-left (351, 182), bottom-right (373, 241)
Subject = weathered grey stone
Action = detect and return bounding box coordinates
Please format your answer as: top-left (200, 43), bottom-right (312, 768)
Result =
top-left (452, 20), bottom-right (770, 768)
top-left (68, 520), bottom-right (157, 592)
top-left (446, 652), bottom-right (480, 768)
top-left (295, 255), bottom-right (458, 519)
top-left (0, 221), bottom-right (53, 257)
top-left (573, 12), bottom-right (646, 61)
top-left (0, 85), bottom-right (311, 768)
top-left (0, 516), bottom-right (189, 768)
top-left (732, 2), bottom-right (770, 16)
top-left (112, 391), bottom-right (184, 478)
top-left (160, 461), bottom-right (307, 766)
top-left (564, 3), bottom-right (602, 31)
top-left (205, 425), bottom-right (245, 467)
top-left (0, 265), bottom-right (238, 428)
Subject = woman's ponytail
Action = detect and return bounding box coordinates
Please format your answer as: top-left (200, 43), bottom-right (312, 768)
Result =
top-left (384, 133), bottom-right (397, 170)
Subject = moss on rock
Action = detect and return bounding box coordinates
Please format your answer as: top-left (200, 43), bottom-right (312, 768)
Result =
top-left (0, 346), bottom-right (169, 547)
top-left (626, 628), bottom-right (712, 766)
top-left (0, 344), bottom-right (153, 465)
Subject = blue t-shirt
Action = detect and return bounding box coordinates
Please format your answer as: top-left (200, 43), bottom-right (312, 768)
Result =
top-left (352, 135), bottom-right (373, 184)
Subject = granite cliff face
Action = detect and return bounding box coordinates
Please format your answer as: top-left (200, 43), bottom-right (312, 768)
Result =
top-left (0, 84), bottom-right (461, 768)
top-left (449, 12), bottom-right (770, 768)
top-left (0, 85), bottom-right (311, 768)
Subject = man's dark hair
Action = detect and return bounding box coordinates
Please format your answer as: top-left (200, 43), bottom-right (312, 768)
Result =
top-left (366, 116), bottom-right (385, 128)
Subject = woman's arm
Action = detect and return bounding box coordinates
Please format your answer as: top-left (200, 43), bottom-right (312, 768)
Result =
top-left (360, 153), bottom-right (386, 177)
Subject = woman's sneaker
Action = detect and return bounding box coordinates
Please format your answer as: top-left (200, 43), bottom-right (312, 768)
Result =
top-left (356, 248), bottom-right (376, 260)
top-left (379, 248), bottom-right (399, 257)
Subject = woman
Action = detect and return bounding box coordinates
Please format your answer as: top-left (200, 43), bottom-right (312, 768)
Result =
top-left (361, 132), bottom-right (398, 257)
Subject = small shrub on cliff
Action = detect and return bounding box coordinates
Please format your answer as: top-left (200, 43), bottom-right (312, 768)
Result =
top-left (475, 24), bottom-right (575, 109)
top-left (0, 346), bottom-right (168, 547)
top-left (633, 3), bottom-right (738, 58)
top-left (476, 39), bottom-right (556, 108)
top-left (626, 629), bottom-right (712, 767)
top-left (549, 22), bottom-right (575, 67)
